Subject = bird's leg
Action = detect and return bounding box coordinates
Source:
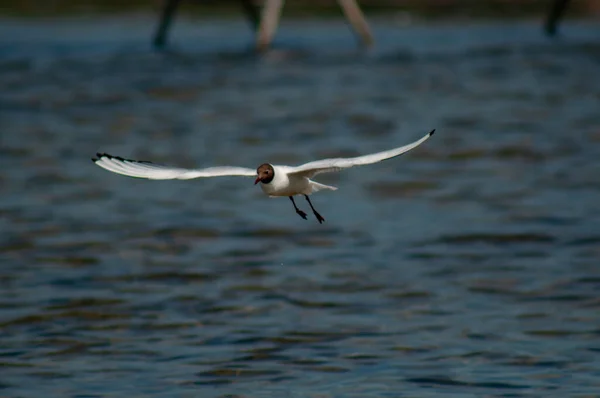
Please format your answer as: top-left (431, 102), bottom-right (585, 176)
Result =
top-left (304, 195), bottom-right (325, 224)
top-left (289, 196), bottom-right (307, 220)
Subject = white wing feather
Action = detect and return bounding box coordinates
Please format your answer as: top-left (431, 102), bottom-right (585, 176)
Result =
top-left (92, 153), bottom-right (255, 180)
top-left (288, 130), bottom-right (435, 177)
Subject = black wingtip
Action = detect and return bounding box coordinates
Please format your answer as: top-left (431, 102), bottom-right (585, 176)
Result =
top-left (91, 152), bottom-right (155, 165)
top-left (429, 129), bottom-right (436, 137)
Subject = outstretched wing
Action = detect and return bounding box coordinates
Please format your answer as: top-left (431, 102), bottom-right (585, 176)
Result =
top-left (288, 129), bottom-right (435, 177)
top-left (92, 153), bottom-right (255, 180)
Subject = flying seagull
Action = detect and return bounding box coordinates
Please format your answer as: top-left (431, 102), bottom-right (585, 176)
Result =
top-left (92, 129), bottom-right (435, 223)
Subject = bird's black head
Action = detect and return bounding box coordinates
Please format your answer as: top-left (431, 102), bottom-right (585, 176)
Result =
top-left (255, 164), bottom-right (275, 185)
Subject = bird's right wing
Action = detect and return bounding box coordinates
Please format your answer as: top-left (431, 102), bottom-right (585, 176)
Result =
top-left (92, 153), bottom-right (255, 180)
top-left (288, 129), bottom-right (435, 178)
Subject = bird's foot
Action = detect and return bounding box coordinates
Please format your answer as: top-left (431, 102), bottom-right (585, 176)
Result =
top-left (313, 212), bottom-right (325, 224)
top-left (296, 210), bottom-right (308, 220)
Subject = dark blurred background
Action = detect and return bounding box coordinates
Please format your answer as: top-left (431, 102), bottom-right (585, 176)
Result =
top-left (0, 0), bottom-right (598, 16)
top-left (1, 1), bottom-right (599, 397)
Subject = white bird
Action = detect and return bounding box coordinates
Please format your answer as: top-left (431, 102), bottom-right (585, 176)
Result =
top-left (92, 129), bottom-right (435, 223)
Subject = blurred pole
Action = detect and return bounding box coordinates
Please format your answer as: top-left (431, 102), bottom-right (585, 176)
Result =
top-left (241, 0), bottom-right (261, 30)
top-left (153, 0), bottom-right (181, 48)
top-left (256, 0), bottom-right (284, 52)
top-left (338, 0), bottom-right (374, 47)
top-left (544, 0), bottom-right (571, 36)
top-left (153, 0), bottom-right (260, 49)
top-left (255, 0), bottom-right (372, 51)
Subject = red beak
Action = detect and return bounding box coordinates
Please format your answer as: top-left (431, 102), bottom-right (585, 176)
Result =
top-left (254, 177), bottom-right (261, 185)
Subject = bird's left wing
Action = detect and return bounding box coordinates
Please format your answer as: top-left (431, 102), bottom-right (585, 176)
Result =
top-left (288, 129), bottom-right (435, 178)
top-left (92, 153), bottom-right (255, 180)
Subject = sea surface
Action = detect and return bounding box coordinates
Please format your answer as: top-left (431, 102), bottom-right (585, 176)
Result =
top-left (1, 14), bottom-right (600, 397)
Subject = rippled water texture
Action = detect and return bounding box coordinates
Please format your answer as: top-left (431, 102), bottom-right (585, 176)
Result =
top-left (1, 15), bottom-right (600, 397)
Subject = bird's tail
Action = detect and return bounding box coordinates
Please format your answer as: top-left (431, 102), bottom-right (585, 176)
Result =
top-left (309, 180), bottom-right (338, 193)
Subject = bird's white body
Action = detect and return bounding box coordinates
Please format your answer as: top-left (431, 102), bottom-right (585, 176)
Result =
top-left (259, 165), bottom-right (337, 197)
